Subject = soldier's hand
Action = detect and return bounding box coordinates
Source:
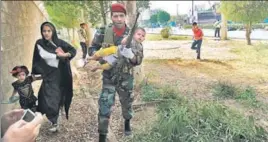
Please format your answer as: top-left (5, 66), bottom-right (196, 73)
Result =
top-left (121, 37), bottom-right (128, 45)
top-left (120, 47), bottom-right (134, 59)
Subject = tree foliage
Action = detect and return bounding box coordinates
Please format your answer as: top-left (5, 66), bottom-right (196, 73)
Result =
top-left (44, 1), bottom-right (82, 28)
top-left (220, 1), bottom-right (268, 45)
top-left (44, 1), bottom-right (103, 28)
top-left (136, 0), bottom-right (150, 11)
top-left (150, 14), bottom-right (158, 23)
top-left (221, 1), bottom-right (268, 24)
top-left (157, 10), bottom-right (171, 24)
top-left (81, 1), bottom-right (103, 26)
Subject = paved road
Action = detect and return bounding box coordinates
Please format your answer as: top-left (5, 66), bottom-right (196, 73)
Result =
top-left (145, 28), bottom-right (268, 40)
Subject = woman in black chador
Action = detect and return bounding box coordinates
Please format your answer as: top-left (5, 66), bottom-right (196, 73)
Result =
top-left (31, 22), bottom-right (76, 132)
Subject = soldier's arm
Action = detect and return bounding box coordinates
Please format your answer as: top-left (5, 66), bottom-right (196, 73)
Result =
top-left (91, 26), bottom-right (105, 47)
top-left (88, 27), bottom-right (106, 56)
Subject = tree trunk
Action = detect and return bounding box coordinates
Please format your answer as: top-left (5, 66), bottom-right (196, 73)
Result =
top-left (220, 13), bottom-right (228, 40)
top-left (85, 24), bottom-right (92, 45)
top-left (81, 8), bottom-right (85, 22)
top-left (99, 1), bottom-right (107, 25)
top-left (67, 28), bottom-right (71, 42)
top-left (245, 22), bottom-right (252, 45)
top-left (125, 1), bottom-right (136, 27)
top-left (72, 28), bottom-right (75, 41)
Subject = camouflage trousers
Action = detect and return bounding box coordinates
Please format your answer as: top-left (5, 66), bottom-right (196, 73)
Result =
top-left (98, 76), bottom-right (134, 135)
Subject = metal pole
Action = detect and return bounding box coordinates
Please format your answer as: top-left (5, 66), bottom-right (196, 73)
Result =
top-left (176, 4), bottom-right (179, 17)
top-left (192, 0), bottom-right (194, 16)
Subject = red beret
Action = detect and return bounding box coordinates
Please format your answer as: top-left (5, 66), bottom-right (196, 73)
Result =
top-left (111, 3), bottom-right (126, 15)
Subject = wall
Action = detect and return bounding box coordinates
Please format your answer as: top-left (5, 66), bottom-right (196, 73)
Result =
top-left (1, 1), bottom-right (47, 111)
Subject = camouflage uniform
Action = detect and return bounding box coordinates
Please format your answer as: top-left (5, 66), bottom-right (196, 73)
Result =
top-left (92, 24), bottom-right (144, 135)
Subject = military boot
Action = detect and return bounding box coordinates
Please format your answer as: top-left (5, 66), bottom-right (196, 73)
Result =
top-left (124, 119), bottom-right (132, 136)
top-left (99, 134), bottom-right (107, 142)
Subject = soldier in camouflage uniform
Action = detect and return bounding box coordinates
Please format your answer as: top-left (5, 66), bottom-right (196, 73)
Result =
top-left (88, 3), bottom-right (144, 142)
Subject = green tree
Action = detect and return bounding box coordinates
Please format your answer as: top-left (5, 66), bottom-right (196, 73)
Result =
top-left (220, 1), bottom-right (268, 45)
top-left (45, 1), bottom-right (82, 40)
top-left (150, 14), bottom-right (158, 24)
top-left (44, 1), bottom-right (105, 41)
top-left (45, 1), bottom-right (80, 28)
top-left (81, 1), bottom-right (103, 26)
top-left (136, 0), bottom-right (150, 11)
top-left (45, 1), bottom-right (103, 27)
top-left (116, 0), bottom-right (150, 11)
top-left (157, 10), bottom-right (171, 25)
top-left (98, 1), bottom-right (112, 25)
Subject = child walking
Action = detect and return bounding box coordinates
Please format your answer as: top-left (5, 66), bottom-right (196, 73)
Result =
top-left (10, 65), bottom-right (42, 112)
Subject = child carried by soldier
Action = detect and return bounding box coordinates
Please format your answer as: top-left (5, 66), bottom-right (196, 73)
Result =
top-left (86, 27), bottom-right (146, 72)
top-left (9, 65), bottom-right (42, 112)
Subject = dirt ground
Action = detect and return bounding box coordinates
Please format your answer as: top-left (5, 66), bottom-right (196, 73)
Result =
top-left (37, 39), bottom-right (268, 141)
top-left (37, 47), bottom-right (155, 142)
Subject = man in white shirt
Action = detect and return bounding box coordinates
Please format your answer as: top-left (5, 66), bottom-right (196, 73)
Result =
top-left (214, 19), bottom-right (221, 38)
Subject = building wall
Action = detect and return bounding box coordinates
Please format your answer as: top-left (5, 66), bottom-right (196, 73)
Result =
top-left (1, 1), bottom-right (47, 111)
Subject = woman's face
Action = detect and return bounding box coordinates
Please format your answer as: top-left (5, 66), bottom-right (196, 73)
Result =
top-left (42, 25), bottom-right (53, 40)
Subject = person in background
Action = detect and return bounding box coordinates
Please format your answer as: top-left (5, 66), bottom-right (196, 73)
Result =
top-left (191, 22), bottom-right (203, 60)
top-left (77, 23), bottom-right (88, 61)
top-left (214, 19), bottom-right (221, 38)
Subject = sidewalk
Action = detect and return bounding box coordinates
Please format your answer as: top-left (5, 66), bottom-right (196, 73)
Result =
top-left (145, 28), bottom-right (268, 40)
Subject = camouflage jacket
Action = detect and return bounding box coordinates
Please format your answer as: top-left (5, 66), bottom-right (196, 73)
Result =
top-left (111, 39), bottom-right (144, 86)
top-left (92, 23), bottom-right (144, 86)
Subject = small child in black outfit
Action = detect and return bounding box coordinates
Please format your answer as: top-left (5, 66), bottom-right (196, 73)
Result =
top-left (9, 66), bottom-right (42, 112)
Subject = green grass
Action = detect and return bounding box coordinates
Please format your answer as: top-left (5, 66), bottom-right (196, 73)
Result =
top-left (212, 81), bottom-right (238, 99)
top-left (236, 87), bottom-right (262, 108)
top-left (212, 81), bottom-right (263, 109)
top-left (129, 83), bottom-right (268, 142)
top-left (146, 34), bottom-right (192, 41)
top-left (141, 84), bottom-right (161, 102)
top-left (141, 83), bottom-right (179, 102)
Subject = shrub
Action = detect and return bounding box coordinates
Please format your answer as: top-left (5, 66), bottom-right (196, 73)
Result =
top-left (130, 84), bottom-right (268, 142)
top-left (160, 27), bottom-right (171, 38)
top-left (212, 81), bottom-right (238, 99)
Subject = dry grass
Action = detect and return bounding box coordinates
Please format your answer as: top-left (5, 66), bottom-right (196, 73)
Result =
top-left (146, 34), bottom-right (192, 41)
top-left (144, 39), bottom-right (268, 95)
top-left (131, 40), bottom-right (268, 142)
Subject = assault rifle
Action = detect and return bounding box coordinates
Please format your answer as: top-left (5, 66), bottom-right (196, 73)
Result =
top-left (124, 12), bottom-right (140, 49)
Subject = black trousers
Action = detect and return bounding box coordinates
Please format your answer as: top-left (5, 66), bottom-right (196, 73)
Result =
top-left (80, 42), bottom-right (87, 59)
top-left (215, 28), bottom-right (220, 37)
